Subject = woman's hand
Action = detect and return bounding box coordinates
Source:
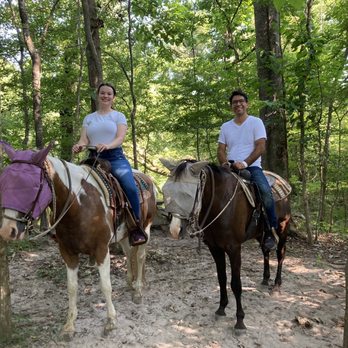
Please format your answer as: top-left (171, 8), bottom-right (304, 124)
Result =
top-left (95, 143), bottom-right (110, 152)
top-left (72, 144), bottom-right (86, 154)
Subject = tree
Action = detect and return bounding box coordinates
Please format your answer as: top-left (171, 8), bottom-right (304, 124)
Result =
top-left (253, 0), bottom-right (288, 178)
top-left (18, 0), bottom-right (59, 149)
top-left (344, 259), bottom-right (348, 347)
top-left (0, 101), bottom-right (12, 340)
top-left (81, 0), bottom-right (103, 112)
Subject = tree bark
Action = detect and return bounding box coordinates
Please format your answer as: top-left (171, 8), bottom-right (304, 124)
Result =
top-left (344, 259), bottom-right (348, 347)
top-left (253, 0), bottom-right (288, 178)
top-left (18, 0), bottom-right (43, 149)
top-left (0, 147), bottom-right (12, 339)
top-left (297, 0), bottom-right (315, 244)
top-left (81, 0), bottom-right (103, 112)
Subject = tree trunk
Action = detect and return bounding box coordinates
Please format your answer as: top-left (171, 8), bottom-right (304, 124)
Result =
top-left (18, 0), bottom-right (44, 149)
top-left (297, 0), bottom-right (315, 244)
top-left (344, 259), bottom-right (348, 347)
top-left (81, 0), bottom-right (103, 112)
top-left (253, 0), bottom-right (288, 178)
top-left (126, 0), bottom-right (138, 168)
top-left (0, 144), bottom-right (12, 339)
top-left (7, 0), bottom-right (30, 148)
top-left (317, 100), bottom-right (333, 237)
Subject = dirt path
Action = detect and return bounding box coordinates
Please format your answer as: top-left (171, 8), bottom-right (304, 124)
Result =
top-left (7, 230), bottom-right (346, 348)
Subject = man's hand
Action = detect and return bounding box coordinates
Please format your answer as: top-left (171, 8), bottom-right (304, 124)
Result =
top-left (232, 161), bottom-right (248, 170)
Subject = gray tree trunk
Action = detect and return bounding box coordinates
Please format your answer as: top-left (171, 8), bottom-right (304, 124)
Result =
top-left (81, 0), bottom-right (103, 112)
top-left (344, 259), bottom-right (348, 347)
top-left (18, 0), bottom-right (59, 149)
top-left (253, 0), bottom-right (288, 178)
top-left (0, 144), bottom-right (12, 339)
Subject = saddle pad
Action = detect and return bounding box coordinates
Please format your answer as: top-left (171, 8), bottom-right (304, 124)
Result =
top-left (82, 165), bottom-right (151, 206)
top-left (264, 170), bottom-right (292, 202)
top-left (133, 172), bottom-right (152, 201)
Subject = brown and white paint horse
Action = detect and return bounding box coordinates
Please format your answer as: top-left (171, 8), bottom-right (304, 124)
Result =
top-left (0, 142), bottom-right (156, 337)
top-left (161, 159), bottom-right (291, 332)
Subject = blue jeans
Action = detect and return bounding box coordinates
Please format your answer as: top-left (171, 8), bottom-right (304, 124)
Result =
top-left (247, 166), bottom-right (277, 230)
top-left (91, 148), bottom-right (140, 220)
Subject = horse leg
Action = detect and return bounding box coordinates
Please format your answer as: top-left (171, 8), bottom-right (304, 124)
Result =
top-left (97, 251), bottom-right (117, 335)
top-left (62, 265), bottom-right (79, 339)
top-left (228, 246), bottom-right (246, 330)
top-left (208, 245), bottom-right (228, 317)
top-left (132, 224), bottom-right (151, 304)
top-left (273, 236), bottom-right (287, 291)
top-left (262, 249), bottom-right (271, 286)
top-left (119, 239), bottom-right (134, 288)
top-left (132, 244), bottom-right (147, 304)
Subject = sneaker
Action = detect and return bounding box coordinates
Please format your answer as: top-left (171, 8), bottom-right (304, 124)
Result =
top-left (129, 228), bottom-right (147, 246)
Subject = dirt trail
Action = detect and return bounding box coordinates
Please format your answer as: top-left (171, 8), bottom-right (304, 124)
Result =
top-left (7, 229), bottom-right (346, 348)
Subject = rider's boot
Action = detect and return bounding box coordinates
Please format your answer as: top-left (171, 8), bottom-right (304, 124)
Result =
top-left (264, 227), bottom-right (279, 251)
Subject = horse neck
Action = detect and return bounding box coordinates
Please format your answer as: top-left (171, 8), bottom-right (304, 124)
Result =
top-left (47, 156), bottom-right (83, 197)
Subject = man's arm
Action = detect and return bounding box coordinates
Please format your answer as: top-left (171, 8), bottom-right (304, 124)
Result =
top-left (217, 143), bottom-right (228, 165)
top-left (244, 138), bottom-right (266, 165)
top-left (232, 138), bottom-right (266, 170)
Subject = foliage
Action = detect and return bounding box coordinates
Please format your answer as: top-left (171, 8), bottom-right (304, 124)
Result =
top-left (0, 0), bottom-right (346, 234)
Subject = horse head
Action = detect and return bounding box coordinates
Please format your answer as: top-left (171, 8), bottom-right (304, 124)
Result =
top-left (0, 141), bottom-right (53, 240)
top-left (160, 158), bottom-right (208, 239)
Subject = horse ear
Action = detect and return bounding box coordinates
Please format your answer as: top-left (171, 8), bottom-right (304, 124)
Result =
top-left (160, 158), bottom-right (177, 172)
top-left (0, 141), bottom-right (16, 160)
top-left (32, 142), bottom-right (54, 165)
top-left (189, 161), bottom-right (209, 175)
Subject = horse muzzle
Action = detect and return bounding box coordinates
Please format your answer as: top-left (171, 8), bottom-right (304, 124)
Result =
top-left (0, 210), bottom-right (27, 241)
top-left (169, 216), bottom-right (182, 240)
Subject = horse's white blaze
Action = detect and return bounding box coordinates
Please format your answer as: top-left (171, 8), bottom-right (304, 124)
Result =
top-left (169, 216), bottom-right (182, 240)
top-left (0, 209), bottom-right (22, 240)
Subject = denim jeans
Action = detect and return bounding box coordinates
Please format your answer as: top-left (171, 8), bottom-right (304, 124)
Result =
top-left (91, 147), bottom-right (140, 220)
top-left (247, 166), bottom-right (277, 229)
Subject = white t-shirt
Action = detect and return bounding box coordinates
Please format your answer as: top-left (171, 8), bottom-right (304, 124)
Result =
top-left (82, 110), bottom-right (127, 146)
top-left (218, 115), bottom-right (266, 168)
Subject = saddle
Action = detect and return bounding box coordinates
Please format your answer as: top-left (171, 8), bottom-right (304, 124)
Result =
top-left (80, 158), bottom-right (151, 231)
top-left (230, 168), bottom-right (291, 240)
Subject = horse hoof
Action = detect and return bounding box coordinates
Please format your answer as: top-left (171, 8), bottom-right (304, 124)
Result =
top-left (234, 327), bottom-right (247, 336)
top-left (132, 293), bottom-right (143, 304)
top-left (215, 308), bottom-right (226, 317)
top-left (261, 279), bottom-right (269, 286)
top-left (61, 330), bottom-right (74, 341)
top-left (103, 319), bottom-right (117, 336)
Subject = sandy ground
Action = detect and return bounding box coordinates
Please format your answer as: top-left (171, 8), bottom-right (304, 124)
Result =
top-left (6, 228), bottom-right (346, 348)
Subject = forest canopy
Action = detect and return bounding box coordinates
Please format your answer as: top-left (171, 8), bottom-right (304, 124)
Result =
top-left (0, 0), bottom-right (347, 239)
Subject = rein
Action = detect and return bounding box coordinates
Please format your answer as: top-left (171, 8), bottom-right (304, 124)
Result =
top-left (188, 169), bottom-right (241, 238)
top-left (30, 153), bottom-right (101, 240)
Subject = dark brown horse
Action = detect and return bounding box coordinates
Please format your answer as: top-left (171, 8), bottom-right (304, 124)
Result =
top-left (161, 159), bottom-right (291, 331)
top-left (0, 142), bottom-right (157, 337)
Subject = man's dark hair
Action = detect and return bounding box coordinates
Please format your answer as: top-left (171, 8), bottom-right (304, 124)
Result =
top-left (229, 90), bottom-right (248, 105)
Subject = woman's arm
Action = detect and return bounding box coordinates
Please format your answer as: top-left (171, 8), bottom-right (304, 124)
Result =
top-left (72, 128), bottom-right (89, 153)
